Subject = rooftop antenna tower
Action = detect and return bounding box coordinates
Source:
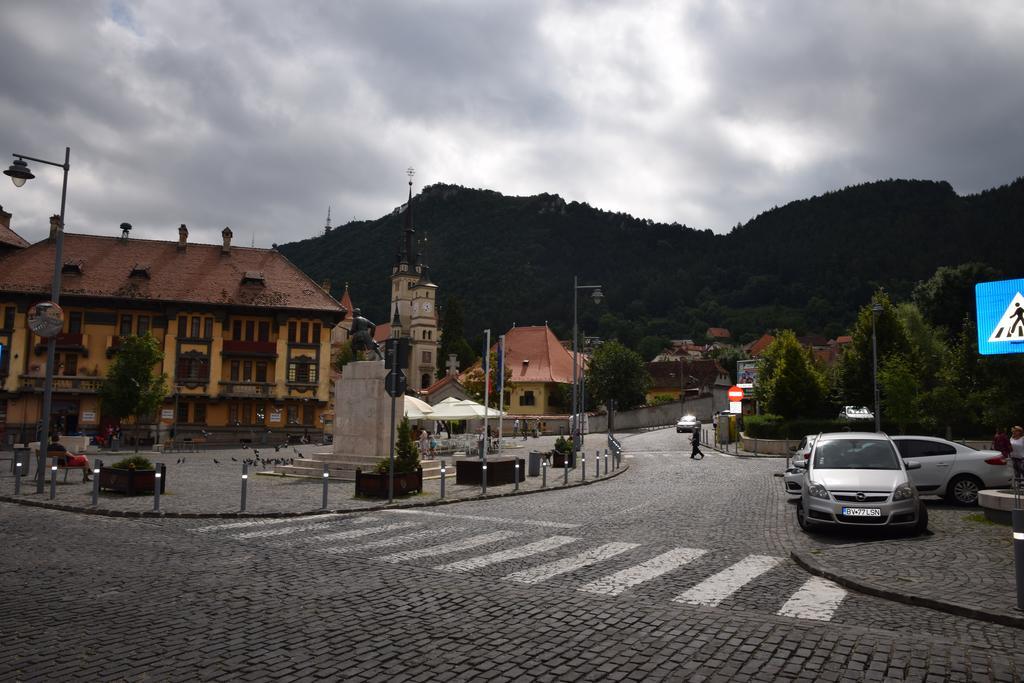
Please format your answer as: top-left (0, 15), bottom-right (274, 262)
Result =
top-left (325, 206), bottom-right (332, 234)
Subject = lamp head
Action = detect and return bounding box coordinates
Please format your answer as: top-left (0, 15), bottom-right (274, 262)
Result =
top-left (4, 158), bottom-right (34, 187)
top-left (591, 288), bottom-right (604, 305)
top-left (871, 303), bottom-right (883, 313)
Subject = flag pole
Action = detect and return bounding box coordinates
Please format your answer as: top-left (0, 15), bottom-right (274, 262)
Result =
top-left (497, 334), bottom-right (505, 457)
top-left (482, 329), bottom-right (490, 461)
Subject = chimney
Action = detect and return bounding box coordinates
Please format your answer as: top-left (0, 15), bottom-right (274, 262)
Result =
top-left (221, 226), bottom-right (233, 254)
top-left (177, 224), bottom-right (188, 250)
top-left (0, 205), bottom-right (10, 230)
top-left (321, 278), bottom-right (331, 292)
top-left (49, 215), bottom-right (62, 241)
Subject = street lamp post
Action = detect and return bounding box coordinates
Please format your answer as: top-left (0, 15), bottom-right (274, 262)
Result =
top-left (5, 147), bottom-right (70, 493)
top-left (572, 277), bottom-right (602, 454)
top-left (871, 302), bottom-right (883, 433)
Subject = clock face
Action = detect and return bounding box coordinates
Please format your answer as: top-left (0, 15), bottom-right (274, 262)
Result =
top-left (422, 301), bottom-right (432, 313)
top-left (412, 301), bottom-right (419, 314)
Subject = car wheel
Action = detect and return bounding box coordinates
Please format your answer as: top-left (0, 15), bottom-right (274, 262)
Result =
top-left (913, 502), bottom-right (929, 535)
top-left (945, 474), bottom-right (983, 506)
top-left (796, 502), bottom-right (815, 532)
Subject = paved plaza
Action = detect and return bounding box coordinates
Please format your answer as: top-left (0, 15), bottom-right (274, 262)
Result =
top-left (1, 427), bottom-right (1022, 681)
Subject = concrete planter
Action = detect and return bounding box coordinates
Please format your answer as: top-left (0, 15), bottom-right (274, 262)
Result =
top-left (98, 465), bottom-right (166, 495)
top-left (354, 467), bottom-right (422, 498)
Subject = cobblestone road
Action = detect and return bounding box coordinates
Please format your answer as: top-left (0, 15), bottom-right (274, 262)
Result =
top-left (2, 427), bottom-right (1021, 681)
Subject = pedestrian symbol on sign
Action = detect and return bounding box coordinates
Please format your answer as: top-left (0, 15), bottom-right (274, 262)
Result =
top-left (986, 292), bottom-right (1024, 342)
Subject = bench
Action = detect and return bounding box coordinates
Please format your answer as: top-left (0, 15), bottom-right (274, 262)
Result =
top-left (48, 454), bottom-right (90, 482)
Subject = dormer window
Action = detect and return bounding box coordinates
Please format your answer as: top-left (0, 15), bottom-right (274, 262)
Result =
top-left (61, 260), bottom-right (84, 275)
top-left (241, 271), bottom-right (265, 286)
top-left (129, 263), bottom-right (151, 279)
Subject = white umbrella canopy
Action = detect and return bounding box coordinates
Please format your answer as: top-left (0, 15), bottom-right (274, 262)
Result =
top-left (429, 398), bottom-right (506, 420)
top-left (404, 395), bottom-right (435, 420)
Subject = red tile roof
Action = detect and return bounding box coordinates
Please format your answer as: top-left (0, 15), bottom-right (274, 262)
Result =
top-left (494, 325), bottom-right (576, 384)
top-left (0, 233), bottom-right (345, 315)
top-left (706, 327), bottom-right (731, 339)
top-left (0, 223), bottom-right (29, 249)
top-left (647, 359), bottom-right (728, 391)
top-left (746, 333), bottom-right (775, 357)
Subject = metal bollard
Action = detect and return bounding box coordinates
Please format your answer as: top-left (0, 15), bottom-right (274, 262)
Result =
top-left (514, 460), bottom-right (520, 491)
top-left (594, 450), bottom-right (599, 477)
top-left (14, 458), bottom-right (23, 495)
top-left (153, 463), bottom-right (162, 511)
top-left (321, 463), bottom-right (330, 510)
top-left (542, 459), bottom-right (548, 488)
top-left (91, 459), bottom-right (101, 506)
top-left (582, 453), bottom-right (586, 481)
top-left (482, 463), bottom-right (488, 495)
top-left (564, 458), bottom-right (568, 485)
top-left (49, 462), bottom-right (57, 500)
top-left (240, 463), bottom-right (249, 512)
top-left (1015, 508), bottom-right (1024, 610)
top-left (440, 460), bottom-right (446, 499)
top-left (604, 449), bottom-right (608, 475)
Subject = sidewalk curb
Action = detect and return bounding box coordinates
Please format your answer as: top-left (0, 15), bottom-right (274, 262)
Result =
top-left (791, 549), bottom-right (1024, 629)
top-left (0, 463), bottom-right (629, 520)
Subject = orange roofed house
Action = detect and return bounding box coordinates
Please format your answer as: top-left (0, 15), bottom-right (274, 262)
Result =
top-left (471, 325), bottom-right (575, 421)
top-left (0, 214), bottom-right (346, 445)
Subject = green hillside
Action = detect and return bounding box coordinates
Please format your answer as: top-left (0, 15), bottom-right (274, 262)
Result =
top-left (278, 177), bottom-right (1024, 348)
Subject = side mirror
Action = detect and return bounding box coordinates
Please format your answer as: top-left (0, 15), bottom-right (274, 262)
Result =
top-left (904, 459), bottom-right (922, 470)
top-left (792, 459), bottom-right (807, 469)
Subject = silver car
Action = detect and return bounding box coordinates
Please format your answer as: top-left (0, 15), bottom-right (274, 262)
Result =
top-left (795, 432), bottom-right (927, 534)
top-left (676, 415), bottom-right (699, 433)
top-left (783, 435), bottom-right (817, 494)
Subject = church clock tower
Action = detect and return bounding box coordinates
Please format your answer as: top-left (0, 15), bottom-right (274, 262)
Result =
top-left (389, 169), bottom-right (439, 390)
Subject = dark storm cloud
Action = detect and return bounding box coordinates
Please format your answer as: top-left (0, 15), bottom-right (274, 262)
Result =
top-left (0, 1), bottom-right (1020, 248)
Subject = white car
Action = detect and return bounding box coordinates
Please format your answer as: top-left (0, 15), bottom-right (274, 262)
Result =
top-left (783, 435), bottom-right (817, 494)
top-left (838, 406), bottom-right (874, 421)
top-left (891, 436), bottom-right (1011, 506)
top-left (676, 415), bottom-right (699, 433)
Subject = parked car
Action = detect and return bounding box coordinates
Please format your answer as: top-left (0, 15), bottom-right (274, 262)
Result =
top-left (795, 432), bottom-right (927, 534)
top-left (838, 406), bottom-right (874, 421)
top-left (783, 435), bottom-right (817, 494)
top-left (676, 415), bottom-right (699, 433)
top-left (891, 436), bottom-right (1010, 506)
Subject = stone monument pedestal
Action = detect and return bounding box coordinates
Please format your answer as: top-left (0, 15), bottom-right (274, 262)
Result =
top-left (274, 360), bottom-right (445, 481)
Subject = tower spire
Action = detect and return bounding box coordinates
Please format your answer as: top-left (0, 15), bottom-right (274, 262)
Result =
top-left (403, 167), bottom-right (416, 267)
top-left (325, 206), bottom-right (332, 234)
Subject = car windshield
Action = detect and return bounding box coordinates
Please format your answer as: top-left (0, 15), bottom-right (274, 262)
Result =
top-left (813, 439), bottom-right (900, 470)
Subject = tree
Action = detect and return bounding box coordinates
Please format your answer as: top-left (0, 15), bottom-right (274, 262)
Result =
top-left (838, 291), bottom-right (911, 407)
top-left (755, 330), bottom-right (827, 420)
top-left (437, 295), bottom-right (476, 379)
top-left (912, 262), bottom-right (1001, 337)
top-left (585, 341), bottom-right (652, 411)
top-left (636, 335), bottom-right (671, 361)
top-left (99, 334), bottom-right (168, 451)
top-left (461, 350), bottom-right (512, 407)
top-left (711, 345), bottom-right (747, 385)
top-left (895, 302), bottom-right (946, 392)
top-left (878, 355), bottom-right (920, 434)
top-left (378, 416), bottom-right (419, 474)
top-left (332, 339), bottom-right (355, 373)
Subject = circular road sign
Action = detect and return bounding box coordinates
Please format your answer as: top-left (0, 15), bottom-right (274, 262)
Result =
top-left (728, 385), bottom-right (744, 402)
top-left (27, 301), bottom-right (65, 338)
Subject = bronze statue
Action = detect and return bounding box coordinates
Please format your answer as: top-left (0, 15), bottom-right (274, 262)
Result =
top-left (349, 308), bottom-right (383, 359)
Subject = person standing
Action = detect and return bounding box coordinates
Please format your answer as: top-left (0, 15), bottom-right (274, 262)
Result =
top-left (418, 429), bottom-right (431, 460)
top-left (993, 427), bottom-right (1012, 459)
top-left (513, 418), bottom-right (520, 439)
top-left (1010, 425), bottom-right (1024, 486)
top-left (690, 428), bottom-right (704, 460)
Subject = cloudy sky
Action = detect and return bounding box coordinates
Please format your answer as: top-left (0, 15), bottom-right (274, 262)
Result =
top-left (1, 1), bottom-right (1022, 246)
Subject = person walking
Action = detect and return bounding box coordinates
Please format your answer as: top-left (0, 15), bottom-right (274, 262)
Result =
top-left (418, 429), bottom-right (431, 460)
top-left (513, 418), bottom-right (520, 439)
top-left (690, 429), bottom-right (704, 460)
top-left (1010, 425), bottom-right (1024, 487)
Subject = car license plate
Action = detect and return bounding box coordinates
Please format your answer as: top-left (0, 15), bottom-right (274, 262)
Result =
top-left (841, 507), bottom-right (881, 517)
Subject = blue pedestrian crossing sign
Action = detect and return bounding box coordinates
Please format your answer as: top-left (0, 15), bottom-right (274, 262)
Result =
top-left (976, 278), bottom-right (1024, 355)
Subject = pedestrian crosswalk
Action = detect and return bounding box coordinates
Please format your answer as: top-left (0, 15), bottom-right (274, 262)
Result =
top-left (190, 514), bottom-right (848, 622)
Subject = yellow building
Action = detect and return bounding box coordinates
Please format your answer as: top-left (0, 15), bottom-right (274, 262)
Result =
top-left (477, 325), bottom-right (574, 418)
top-left (0, 215), bottom-right (346, 446)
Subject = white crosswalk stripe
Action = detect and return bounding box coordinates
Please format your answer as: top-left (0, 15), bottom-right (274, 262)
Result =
top-left (435, 536), bottom-right (580, 572)
top-left (504, 542), bottom-right (639, 584)
top-left (579, 547), bottom-right (708, 596)
top-left (307, 522), bottom-right (421, 544)
top-left (234, 516), bottom-right (379, 540)
top-left (376, 531), bottom-right (519, 563)
top-left (777, 577), bottom-right (848, 621)
top-left (383, 509), bottom-right (580, 529)
top-left (191, 513), bottom-right (354, 533)
top-left (318, 527), bottom-right (465, 555)
top-left (673, 554), bottom-right (783, 607)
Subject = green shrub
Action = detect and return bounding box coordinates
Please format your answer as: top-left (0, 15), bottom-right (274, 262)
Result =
top-left (744, 415), bottom-right (847, 439)
top-left (374, 416), bottom-right (420, 475)
top-left (110, 455), bottom-right (153, 470)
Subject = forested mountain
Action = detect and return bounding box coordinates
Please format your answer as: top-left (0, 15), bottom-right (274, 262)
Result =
top-left (278, 177), bottom-right (1024, 350)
